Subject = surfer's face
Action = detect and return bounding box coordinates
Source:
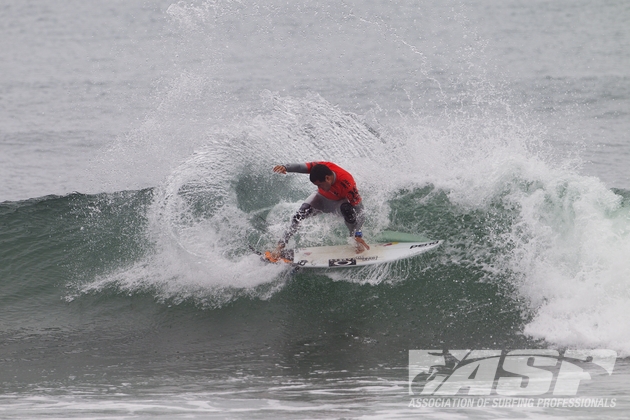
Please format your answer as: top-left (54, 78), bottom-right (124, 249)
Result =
top-left (312, 174), bottom-right (334, 191)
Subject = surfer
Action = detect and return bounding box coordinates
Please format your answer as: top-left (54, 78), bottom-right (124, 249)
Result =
top-left (270, 162), bottom-right (370, 259)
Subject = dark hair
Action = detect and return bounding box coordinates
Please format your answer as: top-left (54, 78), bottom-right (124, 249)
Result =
top-left (309, 164), bottom-right (333, 183)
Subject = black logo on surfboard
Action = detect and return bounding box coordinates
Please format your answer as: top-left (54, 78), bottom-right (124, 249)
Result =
top-left (409, 241), bottom-right (440, 249)
top-left (329, 258), bottom-right (357, 267)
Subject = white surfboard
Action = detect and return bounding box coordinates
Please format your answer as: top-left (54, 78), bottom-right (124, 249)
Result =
top-left (291, 240), bottom-right (442, 268)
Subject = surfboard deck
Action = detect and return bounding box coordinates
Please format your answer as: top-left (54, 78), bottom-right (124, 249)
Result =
top-left (257, 240), bottom-right (442, 268)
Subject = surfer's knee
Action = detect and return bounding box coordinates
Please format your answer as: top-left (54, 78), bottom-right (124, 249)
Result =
top-left (340, 202), bottom-right (357, 224)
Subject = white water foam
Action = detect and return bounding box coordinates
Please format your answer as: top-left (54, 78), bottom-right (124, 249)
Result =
top-left (84, 86), bottom-right (630, 357)
top-left (510, 173), bottom-right (630, 355)
top-left (82, 0), bottom-right (630, 353)
top-left (361, 94), bottom-right (630, 355)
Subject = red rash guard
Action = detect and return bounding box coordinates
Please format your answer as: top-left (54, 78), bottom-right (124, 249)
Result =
top-left (305, 161), bottom-right (362, 206)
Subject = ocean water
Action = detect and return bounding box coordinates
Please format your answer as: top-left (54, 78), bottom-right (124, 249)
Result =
top-left (1, 0), bottom-right (629, 418)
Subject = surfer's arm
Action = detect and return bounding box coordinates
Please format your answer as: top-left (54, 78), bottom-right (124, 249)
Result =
top-left (273, 163), bottom-right (309, 174)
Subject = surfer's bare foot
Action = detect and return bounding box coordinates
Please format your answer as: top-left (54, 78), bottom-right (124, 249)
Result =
top-left (270, 243), bottom-right (285, 260)
top-left (354, 237), bottom-right (370, 254)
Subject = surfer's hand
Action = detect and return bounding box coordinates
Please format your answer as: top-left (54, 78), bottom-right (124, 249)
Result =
top-left (273, 165), bottom-right (287, 174)
top-left (354, 237), bottom-right (370, 254)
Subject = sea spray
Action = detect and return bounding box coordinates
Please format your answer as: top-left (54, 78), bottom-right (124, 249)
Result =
top-left (71, 89), bottom-right (630, 354)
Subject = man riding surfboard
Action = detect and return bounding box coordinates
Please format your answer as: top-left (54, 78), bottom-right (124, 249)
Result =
top-left (270, 161), bottom-right (369, 261)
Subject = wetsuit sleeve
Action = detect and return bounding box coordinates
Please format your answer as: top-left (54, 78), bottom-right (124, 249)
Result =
top-left (284, 163), bottom-right (309, 173)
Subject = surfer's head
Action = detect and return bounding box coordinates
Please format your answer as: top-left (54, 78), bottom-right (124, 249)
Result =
top-left (310, 164), bottom-right (334, 191)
